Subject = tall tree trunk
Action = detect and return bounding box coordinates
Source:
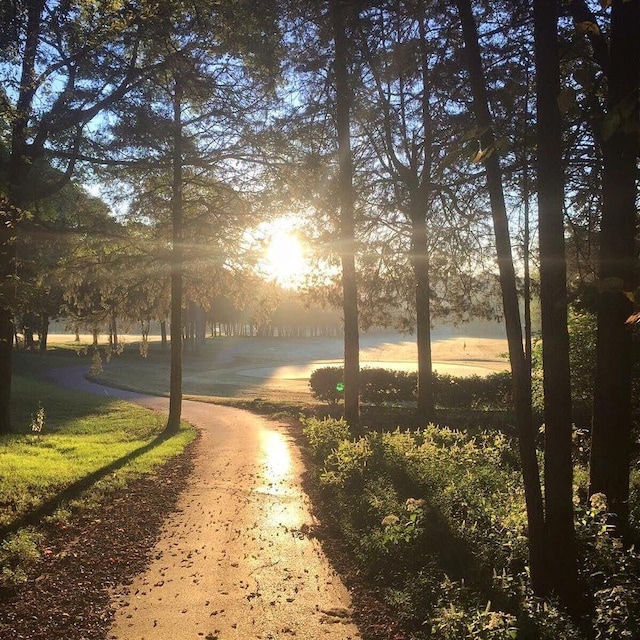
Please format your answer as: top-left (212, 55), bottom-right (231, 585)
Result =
top-left (166, 77), bottom-right (184, 435)
top-left (24, 318), bottom-right (35, 349)
top-left (195, 305), bottom-right (206, 348)
top-left (411, 202), bottom-right (434, 424)
top-left (456, 0), bottom-right (547, 594)
top-left (414, 11), bottom-right (435, 425)
top-left (0, 308), bottom-right (13, 432)
top-left (533, 0), bottom-right (579, 608)
top-left (589, 0), bottom-right (639, 542)
top-left (110, 312), bottom-right (118, 347)
top-left (332, 0), bottom-right (360, 431)
top-left (522, 69), bottom-right (533, 370)
top-left (160, 319), bottom-right (167, 349)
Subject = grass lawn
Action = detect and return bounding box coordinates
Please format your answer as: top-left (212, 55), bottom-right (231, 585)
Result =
top-left (2, 359), bottom-right (196, 532)
top-left (36, 332), bottom-right (509, 404)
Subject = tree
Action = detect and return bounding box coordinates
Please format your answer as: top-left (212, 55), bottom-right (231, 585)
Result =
top-left (455, 0), bottom-right (547, 594)
top-left (357, 3), bottom-right (439, 423)
top-left (95, 1), bottom-right (281, 433)
top-left (17, 179), bottom-right (122, 351)
top-left (331, 0), bottom-right (361, 430)
top-left (563, 0), bottom-right (639, 543)
top-left (533, 0), bottom-right (579, 608)
top-left (0, 0), bottom-right (186, 432)
top-left (166, 73), bottom-right (185, 433)
top-left (587, 0), bottom-right (639, 542)
top-left (355, 2), bottom-right (500, 424)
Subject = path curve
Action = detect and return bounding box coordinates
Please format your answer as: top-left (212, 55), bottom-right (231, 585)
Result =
top-left (48, 367), bottom-right (360, 640)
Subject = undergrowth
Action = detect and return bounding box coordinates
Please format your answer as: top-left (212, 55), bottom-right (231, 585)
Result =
top-left (301, 416), bottom-right (640, 639)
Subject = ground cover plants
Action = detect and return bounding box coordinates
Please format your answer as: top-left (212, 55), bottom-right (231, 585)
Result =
top-left (301, 416), bottom-right (640, 639)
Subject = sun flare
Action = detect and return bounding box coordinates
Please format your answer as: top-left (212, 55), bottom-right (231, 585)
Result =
top-left (263, 230), bottom-right (308, 288)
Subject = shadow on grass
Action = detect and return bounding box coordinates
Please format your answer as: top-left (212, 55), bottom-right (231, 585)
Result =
top-left (0, 430), bottom-right (176, 541)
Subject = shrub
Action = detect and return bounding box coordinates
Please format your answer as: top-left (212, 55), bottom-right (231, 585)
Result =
top-left (531, 310), bottom-right (596, 426)
top-left (577, 493), bottom-right (640, 640)
top-left (360, 368), bottom-right (416, 405)
top-left (321, 437), bottom-right (374, 489)
top-left (433, 371), bottom-right (512, 410)
top-left (430, 600), bottom-right (518, 640)
top-left (308, 366), bottom-right (344, 405)
top-left (0, 529), bottom-right (43, 589)
top-left (301, 416), bottom-right (350, 462)
top-left (309, 365), bottom-right (513, 411)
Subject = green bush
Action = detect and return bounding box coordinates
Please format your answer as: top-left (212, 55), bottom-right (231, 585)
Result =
top-left (299, 417), bottom-right (599, 638)
top-left (303, 417), bottom-right (526, 588)
top-left (309, 365), bottom-right (512, 410)
top-left (0, 529), bottom-right (43, 589)
top-left (576, 493), bottom-right (640, 640)
top-left (360, 368), bottom-right (417, 405)
top-left (308, 366), bottom-right (344, 404)
top-left (531, 310), bottom-right (596, 428)
top-left (301, 416), bottom-right (350, 462)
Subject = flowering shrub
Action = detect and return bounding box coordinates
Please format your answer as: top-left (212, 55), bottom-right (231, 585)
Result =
top-left (380, 498), bottom-right (426, 547)
top-left (430, 600), bottom-right (518, 640)
top-left (576, 493), bottom-right (640, 640)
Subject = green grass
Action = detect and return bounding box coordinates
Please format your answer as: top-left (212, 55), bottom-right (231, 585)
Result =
top-left (1, 372), bottom-right (196, 530)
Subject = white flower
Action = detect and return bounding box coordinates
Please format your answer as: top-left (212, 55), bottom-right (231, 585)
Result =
top-left (381, 514), bottom-right (400, 526)
top-left (405, 498), bottom-right (425, 512)
top-left (590, 492), bottom-right (608, 514)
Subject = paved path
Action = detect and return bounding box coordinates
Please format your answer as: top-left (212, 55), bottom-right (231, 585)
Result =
top-left (48, 367), bottom-right (360, 640)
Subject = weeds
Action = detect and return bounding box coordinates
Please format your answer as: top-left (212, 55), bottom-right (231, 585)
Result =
top-left (29, 403), bottom-right (45, 436)
top-left (0, 529), bottom-right (43, 590)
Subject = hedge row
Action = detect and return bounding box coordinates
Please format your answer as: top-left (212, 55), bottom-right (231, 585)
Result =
top-left (309, 366), bottom-right (512, 410)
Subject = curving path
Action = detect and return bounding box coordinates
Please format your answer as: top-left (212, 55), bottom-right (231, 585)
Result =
top-left (48, 367), bottom-right (360, 640)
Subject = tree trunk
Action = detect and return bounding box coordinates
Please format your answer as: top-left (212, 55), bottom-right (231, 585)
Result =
top-left (0, 309), bottom-right (13, 433)
top-left (411, 202), bottom-right (435, 425)
top-left (39, 313), bottom-right (49, 351)
top-left (166, 77), bottom-right (184, 435)
top-left (110, 312), bottom-right (118, 347)
top-left (160, 319), bottom-right (167, 349)
top-left (332, 0), bottom-right (360, 432)
top-left (533, 0), bottom-right (579, 608)
top-left (589, 0), bottom-right (639, 542)
top-left (24, 319), bottom-right (35, 349)
top-left (456, 0), bottom-right (547, 594)
top-left (414, 12), bottom-right (435, 426)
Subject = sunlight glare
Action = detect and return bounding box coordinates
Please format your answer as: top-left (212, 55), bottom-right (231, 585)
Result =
top-left (263, 229), bottom-right (309, 289)
top-left (261, 430), bottom-right (291, 489)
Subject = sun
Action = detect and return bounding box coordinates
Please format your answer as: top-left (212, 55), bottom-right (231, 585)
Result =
top-left (262, 228), bottom-right (309, 288)
top-left (264, 231), bottom-right (307, 287)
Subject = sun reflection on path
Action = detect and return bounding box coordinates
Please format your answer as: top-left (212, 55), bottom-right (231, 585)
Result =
top-left (261, 429), bottom-right (291, 485)
top-left (256, 429), bottom-right (307, 531)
